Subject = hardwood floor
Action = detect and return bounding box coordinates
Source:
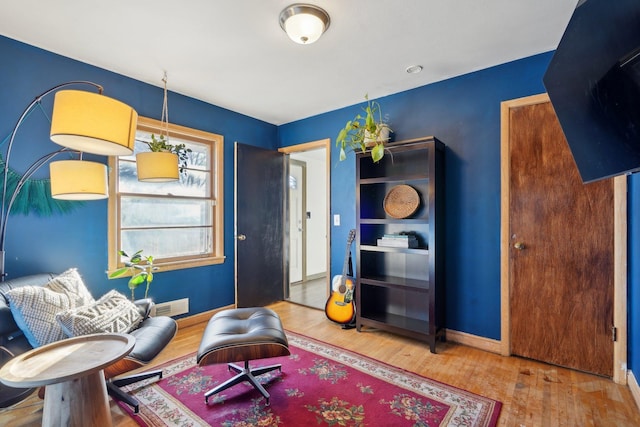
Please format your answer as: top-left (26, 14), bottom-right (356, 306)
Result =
top-left (2, 302), bottom-right (639, 426)
top-left (287, 276), bottom-right (326, 309)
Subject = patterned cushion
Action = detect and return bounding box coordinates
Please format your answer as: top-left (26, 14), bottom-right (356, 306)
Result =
top-left (55, 290), bottom-right (142, 337)
top-left (46, 268), bottom-right (94, 307)
top-left (6, 286), bottom-right (73, 347)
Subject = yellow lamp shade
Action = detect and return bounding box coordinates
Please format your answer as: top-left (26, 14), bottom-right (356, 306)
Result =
top-left (50, 90), bottom-right (138, 156)
top-left (49, 160), bottom-right (108, 200)
top-left (136, 151), bottom-right (179, 182)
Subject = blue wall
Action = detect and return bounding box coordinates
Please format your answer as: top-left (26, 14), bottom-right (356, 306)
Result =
top-left (4, 34), bottom-right (640, 370)
top-left (280, 53), bottom-right (553, 340)
top-left (0, 36), bottom-right (277, 314)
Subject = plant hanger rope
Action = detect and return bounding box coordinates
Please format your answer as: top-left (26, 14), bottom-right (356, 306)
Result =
top-left (0, 100), bottom-right (82, 217)
top-left (161, 71), bottom-right (170, 141)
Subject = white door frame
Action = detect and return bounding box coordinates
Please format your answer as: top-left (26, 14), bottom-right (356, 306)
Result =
top-left (279, 138), bottom-right (331, 303)
top-left (289, 158), bottom-right (306, 283)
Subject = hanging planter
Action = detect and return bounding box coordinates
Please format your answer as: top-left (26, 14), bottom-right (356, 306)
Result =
top-left (135, 73), bottom-right (191, 182)
top-left (136, 150), bottom-right (179, 182)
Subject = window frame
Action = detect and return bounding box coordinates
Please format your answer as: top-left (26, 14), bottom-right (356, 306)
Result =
top-left (107, 116), bottom-right (224, 276)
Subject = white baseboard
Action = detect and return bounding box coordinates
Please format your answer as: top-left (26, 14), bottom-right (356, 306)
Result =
top-left (628, 370), bottom-right (640, 411)
top-left (445, 329), bottom-right (502, 354)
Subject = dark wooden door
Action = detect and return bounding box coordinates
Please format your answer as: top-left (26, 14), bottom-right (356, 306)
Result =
top-left (235, 142), bottom-right (285, 307)
top-left (508, 98), bottom-right (614, 377)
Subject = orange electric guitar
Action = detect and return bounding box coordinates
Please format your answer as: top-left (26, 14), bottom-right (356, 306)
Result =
top-left (325, 229), bottom-right (356, 326)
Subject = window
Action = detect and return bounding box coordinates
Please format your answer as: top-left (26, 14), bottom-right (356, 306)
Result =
top-left (107, 116), bottom-right (224, 274)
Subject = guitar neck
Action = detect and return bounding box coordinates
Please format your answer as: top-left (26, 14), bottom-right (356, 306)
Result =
top-left (340, 229), bottom-right (356, 279)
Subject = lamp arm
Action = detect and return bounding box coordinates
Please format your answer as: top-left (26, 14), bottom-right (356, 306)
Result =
top-left (0, 148), bottom-right (72, 252)
top-left (0, 81), bottom-right (103, 279)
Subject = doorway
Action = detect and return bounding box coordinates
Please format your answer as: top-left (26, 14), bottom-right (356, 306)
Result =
top-left (280, 139), bottom-right (330, 310)
top-left (500, 94), bottom-right (627, 382)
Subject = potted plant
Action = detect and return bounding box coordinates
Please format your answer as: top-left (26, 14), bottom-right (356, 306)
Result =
top-left (145, 133), bottom-right (191, 172)
top-left (109, 249), bottom-right (157, 300)
top-left (136, 134), bottom-right (192, 182)
top-left (336, 95), bottom-right (392, 163)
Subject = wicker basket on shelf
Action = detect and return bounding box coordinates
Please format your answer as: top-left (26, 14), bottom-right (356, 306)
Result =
top-left (383, 184), bottom-right (420, 218)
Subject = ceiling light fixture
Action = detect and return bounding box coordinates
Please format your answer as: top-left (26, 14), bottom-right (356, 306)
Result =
top-left (279, 3), bottom-right (330, 45)
top-left (406, 65), bottom-right (423, 74)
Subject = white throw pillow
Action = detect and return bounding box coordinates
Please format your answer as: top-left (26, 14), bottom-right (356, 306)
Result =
top-left (46, 268), bottom-right (95, 307)
top-left (6, 270), bottom-right (98, 347)
top-left (55, 290), bottom-right (142, 337)
top-left (6, 285), bottom-right (73, 347)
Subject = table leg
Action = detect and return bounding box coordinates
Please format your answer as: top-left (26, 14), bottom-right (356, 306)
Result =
top-left (42, 369), bottom-right (111, 427)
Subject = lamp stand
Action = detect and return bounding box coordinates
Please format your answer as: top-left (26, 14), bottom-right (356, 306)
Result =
top-left (0, 81), bottom-right (104, 281)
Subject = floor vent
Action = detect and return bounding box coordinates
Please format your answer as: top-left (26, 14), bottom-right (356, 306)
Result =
top-left (154, 298), bottom-right (189, 317)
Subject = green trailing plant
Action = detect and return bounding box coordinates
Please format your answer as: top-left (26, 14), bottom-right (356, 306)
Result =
top-left (145, 134), bottom-right (192, 173)
top-left (336, 95), bottom-right (392, 163)
top-left (109, 249), bottom-right (157, 300)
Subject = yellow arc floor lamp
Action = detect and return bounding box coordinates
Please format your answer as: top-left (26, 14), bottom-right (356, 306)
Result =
top-left (0, 80), bottom-right (138, 280)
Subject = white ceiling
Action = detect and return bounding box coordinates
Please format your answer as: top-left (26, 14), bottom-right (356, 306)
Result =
top-left (1, 0), bottom-right (578, 125)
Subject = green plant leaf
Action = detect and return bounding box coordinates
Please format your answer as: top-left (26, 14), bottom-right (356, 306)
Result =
top-left (337, 127), bottom-right (348, 145)
top-left (339, 147), bottom-right (347, 161)
top-left (129, 273), bottom-right (146, 287)
top-left (371, 143), bottom-right (384, 163)
top-left (365, 116), bottom-right (376, 132)
top-left (108, 267), bottom-right (129, 278)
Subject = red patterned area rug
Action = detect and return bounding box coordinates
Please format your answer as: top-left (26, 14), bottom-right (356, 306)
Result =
top-left (119, 331), bottom-right (501, 426)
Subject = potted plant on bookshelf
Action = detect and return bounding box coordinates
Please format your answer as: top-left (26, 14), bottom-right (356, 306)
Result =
top-left (109, 249), bottom-right (158, 301)
top-left (336, 95), bottom-right (392, 163)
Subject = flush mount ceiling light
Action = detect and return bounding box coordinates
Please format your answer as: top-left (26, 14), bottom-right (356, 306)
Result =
top-left (279, 3), bottom-right (330, 45)
top-left (406, 65), bottom-right (423, 74)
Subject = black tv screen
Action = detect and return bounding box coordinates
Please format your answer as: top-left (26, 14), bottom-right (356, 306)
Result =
top-left (543, 0), bottom-right (640, 183)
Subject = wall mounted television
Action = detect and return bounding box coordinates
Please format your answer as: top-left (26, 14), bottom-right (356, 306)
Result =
top-left (543, 0), bottom-right (640, 183)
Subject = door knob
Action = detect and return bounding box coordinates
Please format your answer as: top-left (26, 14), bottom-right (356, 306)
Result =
top-left (514, 242), bottom-right (525, 250)
top-left (237, 234), bottom-right (247, 241)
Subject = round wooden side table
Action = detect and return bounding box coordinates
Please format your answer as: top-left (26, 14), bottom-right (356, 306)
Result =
top-left (0, 333), bottom-right (135, 426)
